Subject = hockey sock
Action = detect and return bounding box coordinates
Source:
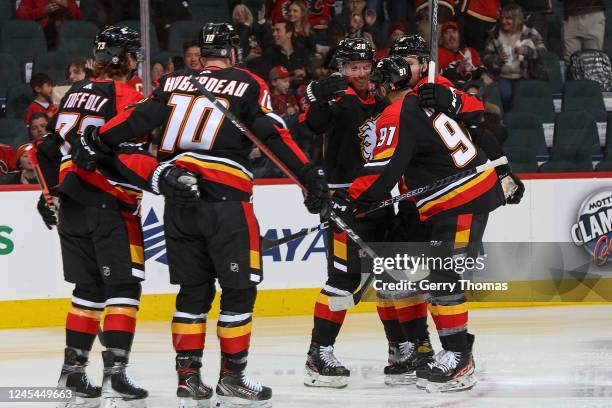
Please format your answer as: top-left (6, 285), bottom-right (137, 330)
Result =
top-left (395, 295), bottom-right (429, 341)
top-left (173, 282), bottom-right (216, 359)
top-left (428, 299), bottom-right (469, 351)
top-left (172, 311), bottom-right (207, 359)
top-left (311, 286), bottom-right (349, 346)
top-left (67, 290), bottom-right (105, 352)
top-left (376, 299), bottom-right (404, 343)
top-left (217, 311), bottom-right (252, 373)
top-left (102, 284), bottom-right (141, 360)
top-left (217, 287), bottom-right (256, 373)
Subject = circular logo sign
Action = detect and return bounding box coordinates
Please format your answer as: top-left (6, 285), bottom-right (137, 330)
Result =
top-left (571, 188), bottom-right (612, 265)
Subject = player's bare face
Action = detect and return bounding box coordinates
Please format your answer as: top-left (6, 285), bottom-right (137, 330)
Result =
top-left (404, 56), bottom-right (424, 87)
top-left (342, 60), bottom-right (372, 92)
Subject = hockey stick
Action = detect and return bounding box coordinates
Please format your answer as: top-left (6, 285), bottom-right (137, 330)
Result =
top-left (187, 75), bottom-right (392, 297)
top-left (261, 157), bottom-right (507, 250)
top-left (428, 0), bottom-right (439, 83)
top-left (25, 144), bottom-right (58, 226)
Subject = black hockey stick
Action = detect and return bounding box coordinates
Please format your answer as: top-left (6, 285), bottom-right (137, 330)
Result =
top-left (428, 0), bottom-right (440, 83)
top-left (187, 75), bottom-right (392, 300)
top-left (261, 157), bottom-right (507, 251)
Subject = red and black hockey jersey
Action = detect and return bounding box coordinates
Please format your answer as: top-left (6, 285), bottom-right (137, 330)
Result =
top-left (349, 93), bottom-right (505, 221)
top-left (99, 67), bottom-right (309, 202)
top-left (299, 86), bottom-right (387, 188)
top-left (46, 79), bottom-right (156, 213)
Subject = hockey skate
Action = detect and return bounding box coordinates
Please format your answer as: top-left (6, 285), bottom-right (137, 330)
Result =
top-left (176, 355), bottom-right (213, 408)
top-left (304, 342), bottom-right (350, 388)
top-left (57, 348), bottom-right (101, 408)
top-left (422, 334), bottom-right (476, 393)
top-left (214, 359), bottom-right (272, 408)
top-left (384, 338), bottom-right (434, 386)
top-left (100, 350), bottom-right (148, 408)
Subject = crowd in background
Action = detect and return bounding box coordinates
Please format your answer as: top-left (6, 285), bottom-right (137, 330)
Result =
top-left (0, 0), bottom-right (609, 184)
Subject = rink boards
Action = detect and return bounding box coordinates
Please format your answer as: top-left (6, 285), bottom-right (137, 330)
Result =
top-left (1, 173), bottom-right (612, 328)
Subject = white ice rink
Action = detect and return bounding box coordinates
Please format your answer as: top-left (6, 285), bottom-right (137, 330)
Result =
top-left (1, 305), bottom-right (611, 408)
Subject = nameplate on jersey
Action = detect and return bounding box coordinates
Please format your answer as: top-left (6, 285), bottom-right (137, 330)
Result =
top-left (62, 92), bottom-right (109, 112)
top-left (163, 75), bottom-right (249, 97)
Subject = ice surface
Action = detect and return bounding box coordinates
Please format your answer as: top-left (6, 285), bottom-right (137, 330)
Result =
top-left (1, 305), bottom-right (611, 407)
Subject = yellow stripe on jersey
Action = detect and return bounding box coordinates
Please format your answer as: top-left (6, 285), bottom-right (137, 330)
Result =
top-left (419, 169), bottom-right (494, 214)
top-left (177, 156), bottom-right (252, 181)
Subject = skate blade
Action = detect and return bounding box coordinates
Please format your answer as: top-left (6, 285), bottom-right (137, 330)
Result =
top-left (213, 395), bottom-right (272, 408)
top-left (384, 373), bottom-right (417, 386)
top-left (58, 396), bottom-right (101, 408)
top-left (179, 397), bottom-right (211, 408)
top-left (100, 397), bottom-right (147, 408)
top-left (425, 374), bottom-right (476, 393)
top-left (304, 368), bottom-right (349, 389)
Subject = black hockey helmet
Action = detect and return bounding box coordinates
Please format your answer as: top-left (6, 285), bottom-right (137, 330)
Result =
top-left (199, 23), bottom-right (242, 62)
top-left (371, 55), bottom-right (412, 93)
top-left (334, 37), bottom-right (375, 69)
top-left (93, 26), bottom-right (141, 66)
top-left (390, 34), bottom-right (428, 62)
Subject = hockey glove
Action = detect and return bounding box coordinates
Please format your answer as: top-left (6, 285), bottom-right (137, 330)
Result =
top-left (306, 73), bottom-right (348, 104)
top-left (151, 163), bottom-right (200, 207)
top-left (300, 163), bottom-right (329, 214)
top-left (71, 126), bottom-right (111, 172)
top-left (497, 163), bottom-right (524, 205)
top-left (418, 83), bottom-right (463, 118)
top-left (37, 194), bottom-right (57, 230)
top-left (322, 190), bottom-right (356, 231)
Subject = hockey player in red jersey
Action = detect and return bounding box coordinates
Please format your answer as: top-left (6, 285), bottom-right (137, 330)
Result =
top-left (33, 26), bottom-right (199, 408)
top-left (299, 37), bottom-right (412, 388)
top-left (344, 53), bottom-right (522, 393)
top-left (73, 22), bottom-right (328, 407)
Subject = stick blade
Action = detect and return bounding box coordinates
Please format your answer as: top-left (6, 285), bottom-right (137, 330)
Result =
top-left (328, 295), bottom-right (356, 311)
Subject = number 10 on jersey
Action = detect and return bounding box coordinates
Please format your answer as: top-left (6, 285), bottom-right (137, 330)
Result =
top-left (160, 94), bottom-right (229, 153)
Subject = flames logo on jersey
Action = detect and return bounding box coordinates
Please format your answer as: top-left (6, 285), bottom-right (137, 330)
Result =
top-left (358, 115), bottom-right (380, 162)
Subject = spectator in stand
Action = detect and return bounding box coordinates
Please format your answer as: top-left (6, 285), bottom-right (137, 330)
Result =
top-left (331, 0), bottom-right (383, 47)
top-left (563, 0), bottom-right (606, 62)
top-left (183, 40), bottom-right (203, 70)
top-left (513, 0), bottom-right (553, 45)
top-left (415, 0), bottom-right (456, 45)
top-left (0, 144), bottom-right (17, 176)
top-left (151, 61), bottom-right (164, 88)
top-left (172, 56), bottom-right (185, 71)
top-left (24, 73), bottom-right (58, 125)
top-left (375, 21), bottom-right (407, 59)
top-left (439, 20), bottom-right (493, 86)
top-left (66, 58), bottom-right (94, 84)
top-left (16, 0), bottom-right (83, 49)
top-left (286, 0), bottom-right (317, 52)
top-left (483, 3), bottom-right (547, 111)
top-left (260, 20), bottom-right (309, 82)
top-left (269, 66), bottom-right (300, 117)
top-left (28, 112), bottom-right (50, 142)
top-left (267, 0), bottom-right (334, 30)
top-left (0, 144), bottom-right (38, 185)
top-left (460, 0), bottom-right (501, 53)
top-left (233, 4), bottom-right (256, 58)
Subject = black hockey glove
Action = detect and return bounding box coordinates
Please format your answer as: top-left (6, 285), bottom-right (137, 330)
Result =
top-left (299, 163), bottom-right (329, 215)
top-left (497, 163), bottom-right (524, 205)
top-left (71, 126), bottom-right (111, 172)
top-left (37, 194), bottom-right (57, 230)
top-left (150, 164), bottom-right (200, 207)
top-left (418, 83), bottom-right (463, 118)
top-left (322, 190), bottom-right (356, 231)
top-left (306, 73), bottom-right (348, 104)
